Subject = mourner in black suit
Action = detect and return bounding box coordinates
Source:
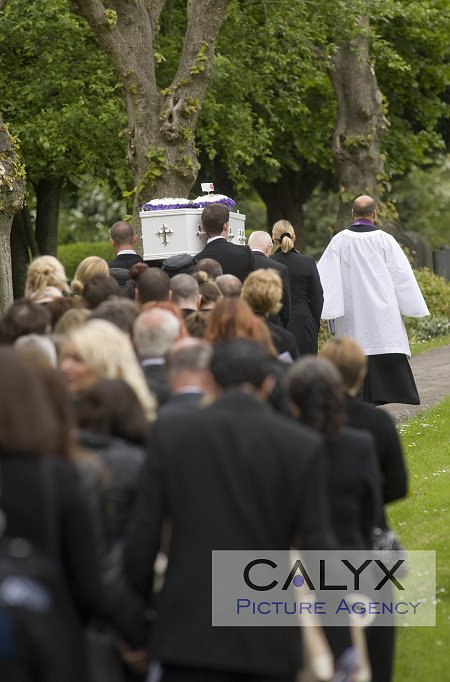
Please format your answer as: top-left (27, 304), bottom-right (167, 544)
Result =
top-left (287, 356), bottom-right (382, 551)
top-left (320, 336), bottom-right (408, 682)
top-left (195, 203), bottom-right (254, 283)
top-left (133, 309), bottom-right (181, 406)
top-left (108, 220), bottom-right (144, 270)
top-left (125, 340), bottom-right (334, 682)
top-left (320, 337), bottom-right (408, 520)
top-left (248, 231), bottom-right (291, 328)
top-left (287, 356), bottom-right (383, 673)
top-left (271, 221), bottom-right (323, 354)
top-left (157, 338), bottom-right (212, 419)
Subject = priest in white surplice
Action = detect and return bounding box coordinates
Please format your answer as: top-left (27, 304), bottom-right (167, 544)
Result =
top-left (318, 195), bottom-right (429, 405)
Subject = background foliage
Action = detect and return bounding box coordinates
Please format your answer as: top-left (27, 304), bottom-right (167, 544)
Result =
top-left (58, 241), bottom-right (114, 278)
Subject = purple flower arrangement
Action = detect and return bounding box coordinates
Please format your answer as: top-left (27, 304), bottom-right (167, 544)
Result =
top-left (191, 194), bottom-right (236, 209)
top-left (141, 194), bottom-right (236, 211)
top-left (141, 197), bottom-right (192, 211)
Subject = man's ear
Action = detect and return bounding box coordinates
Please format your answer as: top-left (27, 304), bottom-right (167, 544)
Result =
top-left (133, 234), bottom-right (140, 245)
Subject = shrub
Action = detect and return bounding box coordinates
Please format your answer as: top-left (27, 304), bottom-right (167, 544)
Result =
top-left (406, 316), bottom-right (450, 343)
top-left (404, 269), bottom-right (450, 340)
top-left (413, 268), bottom-right (450, 318)
top-left (58, 242), bottom-right (114, 279)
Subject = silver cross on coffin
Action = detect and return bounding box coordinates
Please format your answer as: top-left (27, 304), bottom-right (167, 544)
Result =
top-left (155, 223), bottom-right (174, 246)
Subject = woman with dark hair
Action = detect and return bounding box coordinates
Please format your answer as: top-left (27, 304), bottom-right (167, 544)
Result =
top-left (193, 270), bottom-right (223, 311)
top-left (287, 356), bottom-right (384, 679)
top-left (0, 351), bottom-right (146, 681)
top-left (271, 220), bottom-right (323, 355)
top-left (287, 356), bottom-right (382, 549)
top-left (185, 310), bottom-right (209, 338)
top-left (75, 379), bottom-right (149, 682)
top-left (320, 337), bottom-right (406, 682)
top-left (0, 299), bottom-right (51, 344)
top-left (0, 349), bottom-right (104, 681)
top-left (76, 379), bottom-right (148, 538)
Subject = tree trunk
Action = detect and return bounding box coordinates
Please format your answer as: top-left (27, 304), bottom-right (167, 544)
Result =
top-left (328, 17), bottom-right (389, 230)
top-left (0, 117), bottom-right (26, 313)
top-left (35, 177), bottom-right (62, 255)
top-left (257, 165), bottom-right (324, 251)
top-left (72, 0), bottom-right (232, 243)
top-left (10, 210), bottom-right (30, 299)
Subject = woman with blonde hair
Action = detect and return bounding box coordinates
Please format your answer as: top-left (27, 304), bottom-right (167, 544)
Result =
top-left (242, 268), bottom-right (299, 360)
top-left (25, 254), bottom-right (70, 299)
top-left (60, 319), bottom-right (157, 421)
top-left (271, 220), bottom-right (323, 354)
top-left (71, 256), bottom-right (110, 297)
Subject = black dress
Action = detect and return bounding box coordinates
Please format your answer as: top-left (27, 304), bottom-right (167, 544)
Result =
top-left (270, 249), bottom-right (323, 354)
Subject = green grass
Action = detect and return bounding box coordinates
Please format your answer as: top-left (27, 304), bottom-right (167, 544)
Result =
top-left (388, 397), bottom-right (450, 681)
top-left (410, 334), bottom-right (450, 356)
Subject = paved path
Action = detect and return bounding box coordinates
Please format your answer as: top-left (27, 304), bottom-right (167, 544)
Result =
top-left (381, 344), bottom-right (450, 423)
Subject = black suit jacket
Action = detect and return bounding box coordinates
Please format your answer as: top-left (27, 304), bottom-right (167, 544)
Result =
top-left (141, 362), bottom-right (171, 406)
top-left (125, 389), bottom-right (334, 676)
top-left (264, 318), bottom-right (299, 360)
top-left (157, 391), bottom-right (204, 418)
top-left (321, 426), bottom-right (382, 550)
top-left (108, 252), bottom-right (144, 270)
top-left (270, 250), bottom-right (323, 354)
top-left (252, 250), bottom-right (291, 328)
top-left (345, 395), bottom-right (408, 507)
top-left (196, 238), bottom-right (255, 283)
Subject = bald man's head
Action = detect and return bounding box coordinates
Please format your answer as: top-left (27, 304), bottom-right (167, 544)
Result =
top-left (110, 221), bottom-right (136, 249)
top-left (248, 231), bottom-right (273, 255)
top-left (352, 196), bottom-right (377, 221)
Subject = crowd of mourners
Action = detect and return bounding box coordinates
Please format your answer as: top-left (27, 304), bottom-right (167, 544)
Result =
top-left (0, 204), bottom-right (409, 682)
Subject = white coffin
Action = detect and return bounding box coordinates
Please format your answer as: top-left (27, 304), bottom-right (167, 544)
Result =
top-left (140, 208), bottom-right (246, 260)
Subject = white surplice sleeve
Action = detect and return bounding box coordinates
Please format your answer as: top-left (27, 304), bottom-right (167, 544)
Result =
top-left (317, 235), bottom-right (345, 319)
top-left (383, 234), bottom-right (430, 317)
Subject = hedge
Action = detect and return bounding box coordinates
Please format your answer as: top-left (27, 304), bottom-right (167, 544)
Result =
top-left (58, 242), bottom-right (115, 279)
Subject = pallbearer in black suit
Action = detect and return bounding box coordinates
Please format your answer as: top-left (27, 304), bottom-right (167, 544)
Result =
top-left (125, 339), bottom-right (334, 682)
top-left (108, 220), bottom-right (144, 270)
top-left (271, 220), bottom-right (323, 355)
top-left (248, 230), bottom-right (291, 328)
top-left (195, 203), bottom-right (254, 283)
